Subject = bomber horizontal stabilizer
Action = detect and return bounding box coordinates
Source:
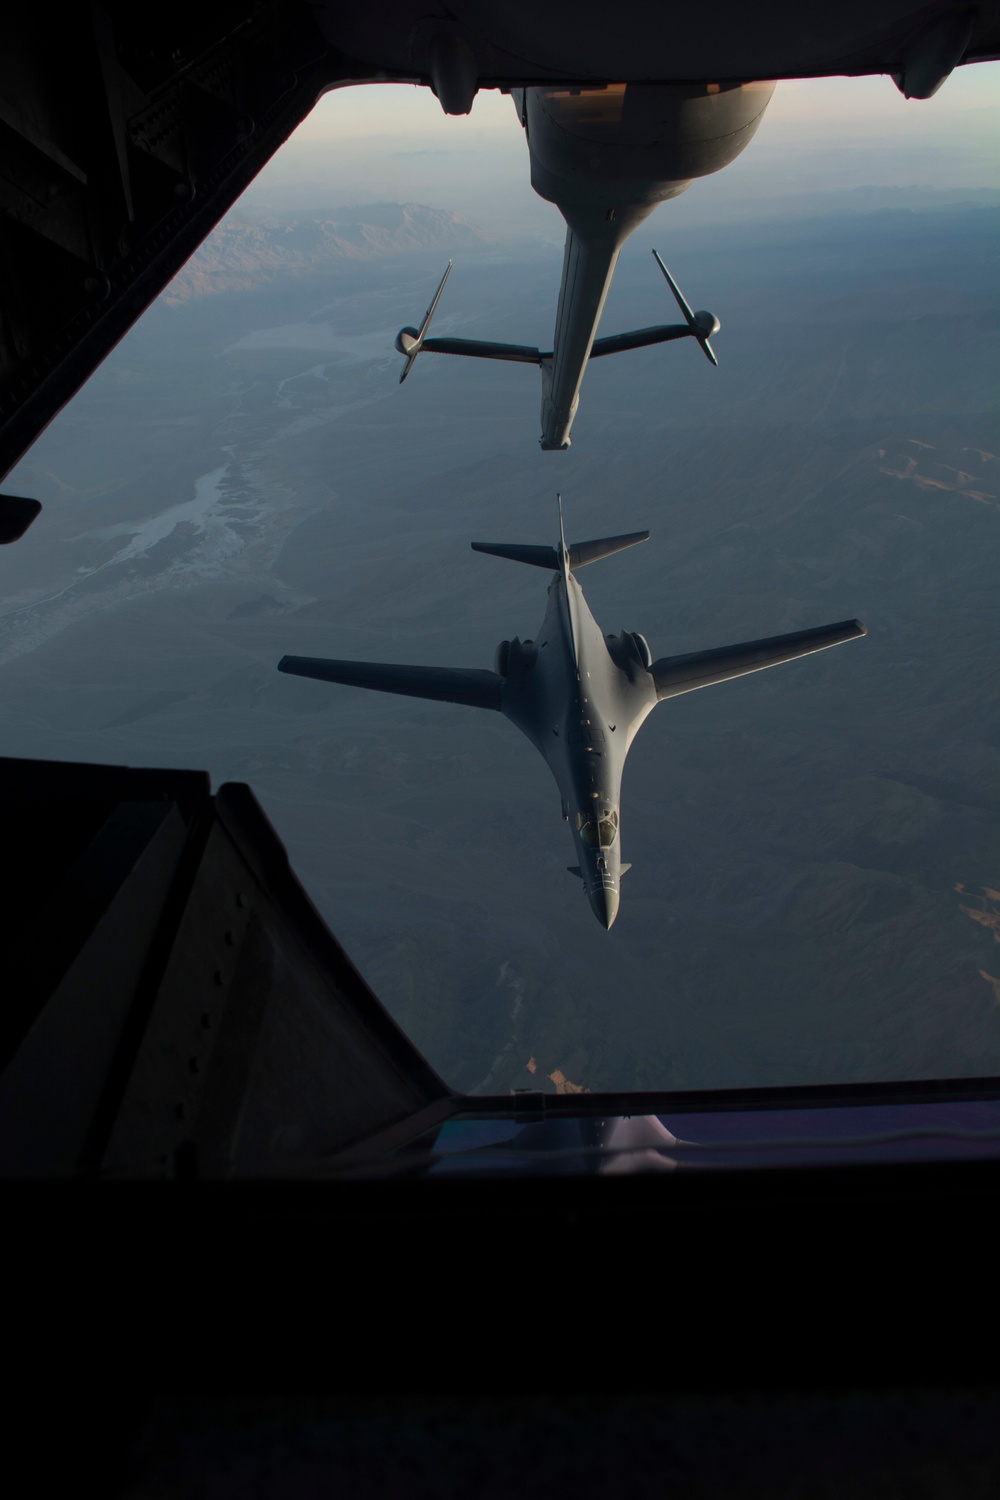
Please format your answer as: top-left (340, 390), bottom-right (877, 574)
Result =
top-left (569, 532), bottom-right (649, 568)
top-left (278, 656), bottom-right (503, 710)
top-left (650, 619), bottom-right (866, 702)
top-left (472, 531), bottom-right (648, 570)
top-left (472, 542), bottom-right (559, 569)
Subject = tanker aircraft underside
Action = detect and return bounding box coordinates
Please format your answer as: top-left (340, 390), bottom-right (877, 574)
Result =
top-left (279, 504), bottom-right (866, 928)
top-left (395, 81), bottom-right (775, 449)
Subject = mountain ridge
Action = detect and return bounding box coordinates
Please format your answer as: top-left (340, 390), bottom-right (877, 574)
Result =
top-left (165, 202), bottom-right (488, 303)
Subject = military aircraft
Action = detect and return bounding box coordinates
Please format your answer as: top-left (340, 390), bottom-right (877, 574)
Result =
top-left (395, 80), bottom-right (774, 450)
top-left (278, 503), bottom-right (865, 928)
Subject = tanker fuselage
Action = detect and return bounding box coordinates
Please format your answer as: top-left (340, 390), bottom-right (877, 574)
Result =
top-left (514, 82), bottom-right (774, 448)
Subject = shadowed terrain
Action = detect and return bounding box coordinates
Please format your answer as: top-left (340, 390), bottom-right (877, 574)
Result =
top-left (2, 198), bottom-right (997, 1092)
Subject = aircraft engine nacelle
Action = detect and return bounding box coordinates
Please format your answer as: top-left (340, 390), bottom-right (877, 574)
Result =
top-left (504, 636), bottom-right (537, 679)
top-left (606, 630), bottom-right (652, 673)
top-left (629, 631), bottom-right (652, 668)
top-left (494, 639), bottom-right (511, 677)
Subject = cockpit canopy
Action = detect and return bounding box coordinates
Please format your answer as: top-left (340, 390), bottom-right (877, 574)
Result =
top-left (578, 808), bottom-right (619, 848)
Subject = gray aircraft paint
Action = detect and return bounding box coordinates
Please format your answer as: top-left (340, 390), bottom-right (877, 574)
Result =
top-left (395, 81), bottom-right (773, 448)
top-left (279, 507), bottom-right (865, 929)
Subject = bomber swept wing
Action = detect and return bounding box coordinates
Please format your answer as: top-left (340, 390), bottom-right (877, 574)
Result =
top-left (650, 621), bottom-right (867, 701)
top-left (277, 657), bottom-right (503, 710)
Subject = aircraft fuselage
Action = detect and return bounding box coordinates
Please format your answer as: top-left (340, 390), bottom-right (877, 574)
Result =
top-left (501, 563), bottom-right (657, 927)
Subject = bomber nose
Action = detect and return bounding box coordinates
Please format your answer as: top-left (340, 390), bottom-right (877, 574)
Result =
top-left (588, 885), bottom-right (619, 930)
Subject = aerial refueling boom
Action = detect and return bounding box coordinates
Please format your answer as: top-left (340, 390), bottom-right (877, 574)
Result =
top-left (396, 81), bottom-right (772, 448)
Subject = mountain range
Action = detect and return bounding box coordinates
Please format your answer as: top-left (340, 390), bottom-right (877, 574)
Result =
top-left (165, 202), bottom-right (488, 302)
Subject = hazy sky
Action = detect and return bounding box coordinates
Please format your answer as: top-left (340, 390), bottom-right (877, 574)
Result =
top-left (240, 65), bottom-right (1000, 233)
